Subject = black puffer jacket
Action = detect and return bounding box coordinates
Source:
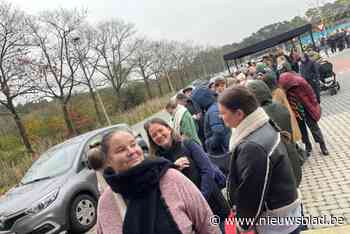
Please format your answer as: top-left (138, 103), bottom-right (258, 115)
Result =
top-left (227, 121), bottom-right (298, 231)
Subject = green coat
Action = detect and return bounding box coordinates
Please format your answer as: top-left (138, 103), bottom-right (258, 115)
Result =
top-left (180, 111), bottom-right (202, 145)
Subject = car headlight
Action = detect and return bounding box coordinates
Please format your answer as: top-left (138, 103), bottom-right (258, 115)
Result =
top-left (25, 189), bottom-right (59, 215)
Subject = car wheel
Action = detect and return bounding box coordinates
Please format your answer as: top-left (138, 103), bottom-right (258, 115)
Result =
top-left (69, 194), bottom-right (97, 233)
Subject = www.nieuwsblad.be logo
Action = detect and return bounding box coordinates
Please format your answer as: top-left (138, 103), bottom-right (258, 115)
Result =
top-left (210, 214), bottom-right (345, 227)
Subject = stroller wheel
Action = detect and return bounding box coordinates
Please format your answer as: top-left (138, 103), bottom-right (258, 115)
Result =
top-left (330, 87), bottom-right (337, 96)
top-left (336, 81), bottom-right (340, 90)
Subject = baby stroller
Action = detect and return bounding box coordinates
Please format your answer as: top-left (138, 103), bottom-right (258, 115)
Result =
top-left (318, 59), bottom-right (340, 95)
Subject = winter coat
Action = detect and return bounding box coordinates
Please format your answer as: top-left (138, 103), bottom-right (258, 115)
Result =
top-left (262, 72), bottom-right (302, 142)
top-left (228, 108), bottom-right (300, 233)
top-left (279, 72), bottom-right (321, 122)
top-left (156, 139), bottom-right (230, 220)
top-left (204, 103), bottom-right (231, 155)
top-left (191, 87), bottom-right (217, 112)
top-left (185, 98), bottom-right (202, 116)
top-left (180, 111), bottom-right (202, 145)
top-left (192, 87), bottom-right (231, 155)
top-left (96, 169), bottom-right (220, 234)
top-left (172, 105), bottom-right (201, 145)
top-left (185, 98), bottom-right (205, 145)
top-left (300, 54), bottom-right (321, 103)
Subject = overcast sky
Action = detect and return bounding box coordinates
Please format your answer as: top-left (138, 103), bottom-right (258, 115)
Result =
top-left (10, 0), bottom-right (334, 46)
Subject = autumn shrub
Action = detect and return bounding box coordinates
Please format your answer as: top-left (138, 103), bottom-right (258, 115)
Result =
top-left (111, 93), bottom-right (173, 125)
top-left (69, 109), bottom-right (95, 133)
top-left (0, 137), bottom-right (61, 196)
top-left (0, 135), bottom-right (22, 152)
top-left (0, 151), bottom-right (32, 195)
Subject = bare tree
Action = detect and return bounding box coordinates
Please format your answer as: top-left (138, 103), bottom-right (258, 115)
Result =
top-left (171, 42), bottom-right (188, 87)
top-left (134, 39), bottom-right (156, 98)
top-left (27, 8), bottom-right (86, 136)
top-left (151, 40), bottom-right (175, 93)
top-left (0, 2), bottom-right (36, 154)
top-left (148, 42), bottom-right (165, 96)
top-left (177, 42), bottom-right (200, 83)
top-left (94, 19), bottom-right (139, 103)
top-left (72, 26), bottom-right (106, 126)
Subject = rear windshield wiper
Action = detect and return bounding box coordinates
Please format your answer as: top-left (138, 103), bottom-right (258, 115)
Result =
top-left (22, 176), bottom-right (53, 185)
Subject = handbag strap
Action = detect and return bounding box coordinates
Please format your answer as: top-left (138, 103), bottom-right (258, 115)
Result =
top-left (227, 133), bottom-right (281, 232)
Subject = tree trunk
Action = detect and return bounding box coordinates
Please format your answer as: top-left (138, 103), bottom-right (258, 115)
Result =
top-left (61, 102), bottom-right (76, 137)
top-left (115, 89), bottom-right (127, 111)
top-left (8, 101), bottom-right (34, 155)
top-left (165, 71), bottom-right (174, 92)
top-left (140, 65), bottom-right (153, 99)
top-left (144, 78), bottom-right (153, 99)
top-left (110, 80), bottom-right (123, 111)
top-left (179, 73), bottom-right (186, 88)
top-left (177, 66), bottom-right (186, 88)
top-left (88, 85), bottom-right (103, 126)
top-left (155, 74), bottom-right (164, 96)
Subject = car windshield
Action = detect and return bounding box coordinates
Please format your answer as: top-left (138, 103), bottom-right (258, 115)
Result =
top-left (21, 142), bottom-right (81, 184)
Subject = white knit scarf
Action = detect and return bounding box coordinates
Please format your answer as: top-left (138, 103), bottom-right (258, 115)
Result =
top-left (173, 104), bottom-right (187, 134)
top-left (229, 107), bottom-right (270, 152)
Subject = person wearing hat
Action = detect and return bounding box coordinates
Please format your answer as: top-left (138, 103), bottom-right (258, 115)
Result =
top-left (182, 85), bottom-right (194, 97)
top-left (255, 62), bottom-right (271, 79)
top-left (214, 77), bottom-right (227, 94)
top-left (208, 78), bottom-right (216, 92)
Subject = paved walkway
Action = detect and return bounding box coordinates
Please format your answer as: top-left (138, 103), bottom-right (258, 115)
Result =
top-left (299, 49), bottom-right (350, 230)
top-left (302, 225), bottom-right (350, 234)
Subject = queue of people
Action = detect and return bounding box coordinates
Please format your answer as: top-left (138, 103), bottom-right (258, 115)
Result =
top-left (85, 45), bottom-right (335, 234)
top-left (319, 28), bottom-right (350, 56)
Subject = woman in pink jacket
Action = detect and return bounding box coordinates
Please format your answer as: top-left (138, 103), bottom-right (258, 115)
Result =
top-left (87, 129), bottom-right (220, 234)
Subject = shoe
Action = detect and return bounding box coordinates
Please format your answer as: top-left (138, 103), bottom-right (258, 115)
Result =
top-left (305, 143), bottom-right (312, 153)
top-left (320, 143), bottom-right (329, 156)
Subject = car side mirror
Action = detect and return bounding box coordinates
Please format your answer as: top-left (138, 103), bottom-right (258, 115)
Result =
top-left (81, 156), bottom-right (91, 169)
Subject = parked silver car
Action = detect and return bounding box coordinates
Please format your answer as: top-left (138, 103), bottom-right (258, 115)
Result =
top-left (0, 124), bottom-right (148, 234)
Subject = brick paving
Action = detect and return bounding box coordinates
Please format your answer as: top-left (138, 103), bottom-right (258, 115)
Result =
top-left (299, 50), bottom-right (350, 230)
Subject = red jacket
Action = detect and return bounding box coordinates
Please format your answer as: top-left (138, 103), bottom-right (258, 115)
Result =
top-left (278, 72), bottom-right (321, 122)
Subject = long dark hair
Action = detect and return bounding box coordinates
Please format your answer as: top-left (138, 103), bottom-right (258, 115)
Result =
top-left (144, 118), bottom-right (182, 158)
